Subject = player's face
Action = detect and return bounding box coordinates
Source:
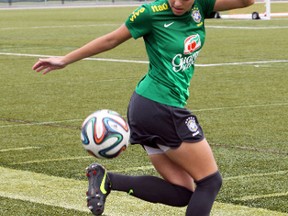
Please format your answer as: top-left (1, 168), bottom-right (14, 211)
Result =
top-left (169, 0), bottom-right (195, 16)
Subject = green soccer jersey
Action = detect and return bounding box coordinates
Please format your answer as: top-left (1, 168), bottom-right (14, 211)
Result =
top-left (125, 0), bottom-right (216, 108)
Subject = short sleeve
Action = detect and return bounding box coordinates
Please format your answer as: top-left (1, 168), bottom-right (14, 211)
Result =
top-left (198, 0), bottom-right (217, 18)
top-left (125, 5), bottom-right (152, 39)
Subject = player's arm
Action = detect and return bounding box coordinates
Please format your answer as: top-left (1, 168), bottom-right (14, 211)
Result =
top-left (213, 0), bottom-right (255, 11)
top-left (62, 24), bottom-right (132, 65)
top-left (32, 24), bottom-right (132, 74)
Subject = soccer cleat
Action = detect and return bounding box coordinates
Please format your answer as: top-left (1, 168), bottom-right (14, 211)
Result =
top-left (86, 163), bottom-right (111, 216)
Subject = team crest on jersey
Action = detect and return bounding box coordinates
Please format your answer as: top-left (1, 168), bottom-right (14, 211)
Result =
top-left (192, 8), bottom-right (201, 23)
top-left (185, 116), bottom-right (198, 133)
top-left (183, 34), bottom-right (201, 54)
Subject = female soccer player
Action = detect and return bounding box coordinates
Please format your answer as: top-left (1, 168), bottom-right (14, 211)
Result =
top-left (32, 0), bottom-right (254, 215)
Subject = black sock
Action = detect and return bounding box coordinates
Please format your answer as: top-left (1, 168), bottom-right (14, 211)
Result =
top-left (108, 172), bottom-right (193, 207)
top-left (185, 171), bottom-right (222, 216)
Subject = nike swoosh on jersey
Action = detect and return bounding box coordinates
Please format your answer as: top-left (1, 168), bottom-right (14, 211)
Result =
top-left (164, 22), bottom-right (174, 28)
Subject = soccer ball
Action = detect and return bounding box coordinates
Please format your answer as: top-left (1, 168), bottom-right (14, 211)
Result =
top-left (81, 109), bottom-right (130, 159)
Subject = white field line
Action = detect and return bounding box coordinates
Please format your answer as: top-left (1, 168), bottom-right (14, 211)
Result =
top-left (0, 166), bottom-right (287, 216)
top-left (234, 192), bottom-right (288, 201)
top-left (110, 165), bottom-right (154, 173)
top-left (0, 1), bottom-right (285, 10)
top-left (0, 102), bottom-right (287, 129)
top-left (11, 156), bottom-right (91, 165)
top-left (206, 25), bottom-right (288, 29)
top-left (0, 24), bottom-right (288, 31)
top-left (0, 119), bottom-right (82, 128)
top-left (11, 158), bottom-right (152, 166)
top-left (0, 166), bottom-right (89, 213)
top-left (224, 170), bottom-right (288, 181)
top-left (226, 170), bottom-right (288, 202)
top-left (193, 102), bottom-right (288, 112)
top-left (0, 52), bottom-right (149, 64)
top-left (0, 146), bottom-right (40, 152)
top-left (1, 52), bottom-right (288, 66)
top-left (196, 59), bottom-right (288, 67)
top-left (0, 23), bottom-right (119, 30)
top-left (0, 4), bottom-right (142, 11)
top-left (110, 167), bottom-right (288, 183)
top-left (9, 153), bottom-right (288, 182)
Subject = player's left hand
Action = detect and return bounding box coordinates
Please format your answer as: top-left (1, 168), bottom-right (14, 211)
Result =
top-left (32, 57), bottom-right (66, 75)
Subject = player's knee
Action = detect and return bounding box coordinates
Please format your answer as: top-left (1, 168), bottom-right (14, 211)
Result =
top-left (196, 171), bottom-right (222, 195)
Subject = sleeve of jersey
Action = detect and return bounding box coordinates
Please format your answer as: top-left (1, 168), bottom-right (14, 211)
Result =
top-left (199, 0), bottom-right (217, 18)
top-left (125, 5), bottom-right (152, 39)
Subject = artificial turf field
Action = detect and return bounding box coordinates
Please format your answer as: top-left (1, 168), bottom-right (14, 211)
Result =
top-left (0, 3), bottom-right (287, 216)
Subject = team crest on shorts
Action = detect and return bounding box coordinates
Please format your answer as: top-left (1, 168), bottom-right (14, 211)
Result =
top-left (185, 116), bottom-right (198, 133)
top-left (192, 8), bottom-right (201, 23)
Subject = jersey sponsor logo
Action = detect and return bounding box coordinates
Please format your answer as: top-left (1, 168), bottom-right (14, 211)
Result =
top-left (184, 34), bottom-right (201, 54)
top-left (172, 34), bottom-right (201, 73)
top-left (192, 8), bottom-right (202, 23)
top-left (185, 116), bottom-right (200, 137)
top-left (164, 22), bottom-right (174, 28)
top-left (129, 7), bottom-right (146, 22)
top-left (172, 51), bottom-right (200, 72)
top-left (151, 3), bottom-right (169, 13)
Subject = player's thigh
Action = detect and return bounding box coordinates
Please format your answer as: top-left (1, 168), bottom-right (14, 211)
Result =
top-left (165, 139), bottom-right (218, 181)
top-left (149, 153), bottom-right (195, 191)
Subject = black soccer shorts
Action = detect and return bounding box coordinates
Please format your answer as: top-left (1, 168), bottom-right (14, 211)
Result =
top-left (127, 92), bottom-right (205, 149)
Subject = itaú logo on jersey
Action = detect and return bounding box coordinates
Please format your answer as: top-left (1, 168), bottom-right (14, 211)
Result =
top-left (184, 34), bottom-right (201, 54)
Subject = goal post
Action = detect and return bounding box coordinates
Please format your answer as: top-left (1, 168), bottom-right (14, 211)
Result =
top-left (265, 0), bottom-right (271, 19)
top-left (217, 0), bottom-right (288, 20)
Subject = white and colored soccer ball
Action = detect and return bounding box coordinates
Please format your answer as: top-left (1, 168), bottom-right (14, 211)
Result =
top-left (81, 109), bottom-right (130, 159)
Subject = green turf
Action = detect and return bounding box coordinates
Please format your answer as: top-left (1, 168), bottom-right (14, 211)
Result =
top-left (0, 197), bottom-right (91, 216)
top-left (1, 166), bottom-right (287, 216)
top-left (0, 5), bottom-right (288, 216)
